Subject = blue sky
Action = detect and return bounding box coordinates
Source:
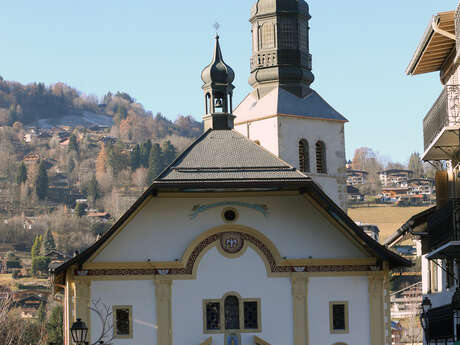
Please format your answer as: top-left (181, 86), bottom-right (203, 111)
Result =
top-left (0, 1), bottom-right (457, 163)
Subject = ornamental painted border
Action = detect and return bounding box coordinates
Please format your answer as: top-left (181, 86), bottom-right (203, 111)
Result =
top-left (189, 202), bottom-right (269, 219)
top-left (77, 232), bottom-right (373, 277)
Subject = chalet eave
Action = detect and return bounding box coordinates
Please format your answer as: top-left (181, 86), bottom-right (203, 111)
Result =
top-left (406, 11), bottom-right (455, 76)
top-left (422, 125), bottom-right (460, 161)
top-left (426, 241), bottom-right (460, 260)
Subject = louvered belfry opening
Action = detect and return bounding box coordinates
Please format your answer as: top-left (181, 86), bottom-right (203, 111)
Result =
top-left (299, 139), bottom-right (310, 173)
top-left (316, 141), bottom-right (327, 174)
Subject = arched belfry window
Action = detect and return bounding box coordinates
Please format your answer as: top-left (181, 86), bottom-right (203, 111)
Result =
top-left (261, 23), bottom-right (275, 49)
top-left (299, 139), bottom-right (310, 173)
top-left (316, 141), bottom-right (327, 174)
top-left (224, 295), bottom-right (240, 330)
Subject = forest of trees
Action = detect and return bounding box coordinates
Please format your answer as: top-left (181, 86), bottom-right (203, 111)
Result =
top-left (0, 78), bottom-right (202, 257)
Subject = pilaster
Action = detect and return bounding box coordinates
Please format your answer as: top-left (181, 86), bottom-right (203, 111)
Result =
top-left (154, 277), bottom-right (173, 345)
top-left (74, 279), bottom-right (91, 341)
top-left (291, 273), bottom-right (309, 345)
top-left (368, 275), bottom-right (385, 345)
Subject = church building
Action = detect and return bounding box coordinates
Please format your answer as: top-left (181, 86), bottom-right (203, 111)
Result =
top-left (52, 1), bottom-right (409, 345)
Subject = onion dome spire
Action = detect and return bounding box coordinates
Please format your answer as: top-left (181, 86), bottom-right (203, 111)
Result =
top-left (201, 35), bottom-right (235, 86)
top-left (201, 35), bottom-right (236, 131)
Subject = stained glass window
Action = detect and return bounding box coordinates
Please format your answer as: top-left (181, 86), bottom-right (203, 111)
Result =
top-left (224, 295), bottom-right (240, 330)
top-left (113, 306), bottom-right (132, 337)
top-left (206, 302), bottom-right (221, 330)
top-left (244, 301), bottom-right (258, 329)
top-left (332, 304), bottom-right (346, 330)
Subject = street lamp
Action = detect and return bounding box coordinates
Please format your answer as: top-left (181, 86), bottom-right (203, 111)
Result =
top-left (420, 297), bottom-right (432, 341)
top-left (71, 318), bottom-right (89, 345)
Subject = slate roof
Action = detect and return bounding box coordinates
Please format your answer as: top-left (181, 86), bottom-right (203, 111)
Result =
top-left (233, 87), bottom-right (348, 123)
top-left (156, 129), bottom-right (307, 182)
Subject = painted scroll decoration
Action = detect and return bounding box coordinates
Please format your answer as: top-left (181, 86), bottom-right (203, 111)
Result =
top-left (189, 201), bottom-right (269, 219)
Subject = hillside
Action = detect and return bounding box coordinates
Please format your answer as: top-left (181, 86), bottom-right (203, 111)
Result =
top-left (0, 78), bottom-right (203, 258)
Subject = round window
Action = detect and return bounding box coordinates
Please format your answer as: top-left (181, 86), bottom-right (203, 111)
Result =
top-left (222, 208), bottom-right (238, 223)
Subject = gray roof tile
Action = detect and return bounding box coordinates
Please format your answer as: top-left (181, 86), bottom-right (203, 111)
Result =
top-left (157, 130), bottom-right (307, 182)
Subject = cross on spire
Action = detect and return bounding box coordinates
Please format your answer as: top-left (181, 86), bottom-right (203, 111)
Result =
top-left (214, 21), bottom-right (220, 37)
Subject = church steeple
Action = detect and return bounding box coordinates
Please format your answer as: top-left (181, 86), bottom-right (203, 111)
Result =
top-left (249, 0), bottom-right (315, 98)
top-left (201, 35), bottom-right (236, 131)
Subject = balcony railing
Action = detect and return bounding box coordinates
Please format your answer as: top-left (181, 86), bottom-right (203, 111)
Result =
top-left (427, 199), bottom-right (460, 250)
top-left (423, 85), bottom-right (460, 151)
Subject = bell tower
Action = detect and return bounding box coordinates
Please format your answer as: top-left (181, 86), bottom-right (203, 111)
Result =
top-left (201, 35), bottom-right (236, 131)
top-left (234, 0), bottom-right (348, 210)
top-left (249, 0), bottom-right (314, 98)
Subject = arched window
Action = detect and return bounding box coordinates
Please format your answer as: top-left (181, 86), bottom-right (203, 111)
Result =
top-left (299, 139), bottom-right (310, 173)
top-left (316, 141), bottom-right (327, 174)
top-left (204, 293), bottom-right (260, 333)
top-left (224, 295), bottom-right (240, 330)
top-left (261, 23), bottom-right (275, 49)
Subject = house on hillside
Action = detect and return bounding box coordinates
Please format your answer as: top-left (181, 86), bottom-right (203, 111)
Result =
top-left (379, 170), bottom-right (414, 188)
top-left (407, 178), bottom-right (434, 196)
top-left (346, 169), bottom-right (368, 186)
top-left (23, 152), bottom-right (41, 164)
top-left (51, 2), bottom-right (409, 345)
top-left (395, 6), bottom-right (460, 343)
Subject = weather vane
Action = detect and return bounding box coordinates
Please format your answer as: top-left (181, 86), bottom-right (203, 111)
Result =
top-left (214, 21), bottom-right (220, 35)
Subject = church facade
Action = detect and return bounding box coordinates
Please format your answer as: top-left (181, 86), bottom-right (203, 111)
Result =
top-left (52, 1), bottom-right (409, 345)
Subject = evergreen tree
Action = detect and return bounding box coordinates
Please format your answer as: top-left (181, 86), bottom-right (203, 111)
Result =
top-left (35, 161), bottom-right (49, 200)
top-left (67, 156), bottom-right (76, 174)
top-left (408, 152), bottom-right (425, 178)
top-left (146, 143), bottom-right (163, 184)
top-left (87, 175), bottom-right (100, 204)
top-left (140, 140), bottom-right (152, 168)
top-left (41, 229), bottom-right (56, 255)
top-left (130, 144), bottom-right (141, 171)
top-left (16, 162), bottom-right (27, 184)
top-left (68, 134), bottom-right (79, 153)
top-left (161, 141), bottom-right (177, 169)
top-left (36, 302), bottom-right (46, 326)
top-left (31, 235), bottom-right (41, 258)
top-left (47, 305), bottom-right (64, 345)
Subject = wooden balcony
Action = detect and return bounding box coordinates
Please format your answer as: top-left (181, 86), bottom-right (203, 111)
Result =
top-left (422, 85), bottom-right (460, 161)
top-left (426, 199), bottom-right (460, 258)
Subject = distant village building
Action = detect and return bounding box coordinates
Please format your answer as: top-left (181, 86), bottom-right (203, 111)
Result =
top-left (359, 224), bottom-right (380, 242)
top-left (379, 170), bottom-right (414, 188)
top-left (346, 169), bottom-right (368, 186)
top-left (51, 1), bottom-right (409, 345)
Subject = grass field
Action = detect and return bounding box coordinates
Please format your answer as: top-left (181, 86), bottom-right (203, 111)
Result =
top-left (348, 205), bottom-right (431, 243)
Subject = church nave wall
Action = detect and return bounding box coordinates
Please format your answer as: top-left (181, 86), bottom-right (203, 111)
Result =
top-left (172, 246), bottom-right (293, 345)
top-left (92, 195), bottom-right (367, 265)
top-left (308, 276), bottom-right (371, 345)
top-left (90, 280), bottom-right (157, 345)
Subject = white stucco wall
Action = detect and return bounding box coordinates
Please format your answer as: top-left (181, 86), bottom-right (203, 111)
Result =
top-left (94, 195), bottom-right (367, 263)
top-left (90, 280), bottom-right (157, 345)
top-left (278, 116), bottom-right (347, 208)
top-left (172, 246), bottom-right (292, 345)
top-left (235, 117), bottom-right (279, 156)
top-left (235, 115), bottom-right (347, 208)
top-left (308, 276), bottom-right (371, 345)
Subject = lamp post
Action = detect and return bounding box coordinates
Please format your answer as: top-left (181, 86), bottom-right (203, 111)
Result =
top-left (420, 297), bottom-right (432, 343)
top-left (70, 318), bottom-right (106, 345)
top-left (70, 318), bottom-right (89, 345)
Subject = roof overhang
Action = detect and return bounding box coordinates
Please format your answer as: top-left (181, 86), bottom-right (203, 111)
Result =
top-left (426, 241), bottom-right (460, 259)
top-left (406, 11), bottom-right (455, 76)
top-left (422, 126), bottom-right (460, 161)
